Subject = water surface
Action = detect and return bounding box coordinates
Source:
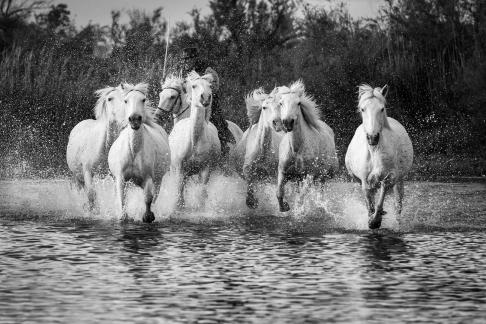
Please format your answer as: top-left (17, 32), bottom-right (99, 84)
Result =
top-left (0, 178), bottom-right (485, 323)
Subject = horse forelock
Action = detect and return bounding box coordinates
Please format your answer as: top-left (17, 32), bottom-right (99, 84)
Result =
top-left (289, 79), bottom-right (305, 95)
top-left (93, 86), bottom-right (117, 120)
top-left (186, 71), bottom-right (201, 83)
top-left (357, 84), bottom-right (386, 110)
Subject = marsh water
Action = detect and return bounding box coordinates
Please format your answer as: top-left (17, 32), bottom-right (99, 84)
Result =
top-left (0, 176), bottom-right (485, 323)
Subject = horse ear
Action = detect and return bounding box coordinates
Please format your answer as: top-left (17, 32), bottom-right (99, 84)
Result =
top-left (381, 84), bottom-right (389, 98)
top-left (182, 80), bottom-right (187, 94)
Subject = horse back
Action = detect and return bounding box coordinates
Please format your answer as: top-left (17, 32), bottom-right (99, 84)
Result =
top-left (67, 119), bottom-right (106, 173)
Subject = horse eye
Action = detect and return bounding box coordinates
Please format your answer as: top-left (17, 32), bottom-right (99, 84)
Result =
top-left (361, 108), bottom-right (364, 112)
top-left (107, 97), bottom-right (112, 102)
top-left (381, 108), bottom-right (384, 112)
top-left (142, 99), bottom-right (146, 103)
top-left (170, 95), bottom-right (175, 99)
top-left (192, 85), bottom-right (196, 89)
top-left (124, 100), bottom-right (127, 104)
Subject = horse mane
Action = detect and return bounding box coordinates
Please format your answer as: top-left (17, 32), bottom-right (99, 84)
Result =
top-left (121, 82), bottom-right (158, 127)
top-left (93, 86), bottom-right (118, 120)
top-left (245, 87), bottom-right (267, 125)
top-left (161, 73), bottom-right (184, 91)
top-left (357, 83), bottom-right (389, 127)
top-left (282, 80), bottom-right (323, 131)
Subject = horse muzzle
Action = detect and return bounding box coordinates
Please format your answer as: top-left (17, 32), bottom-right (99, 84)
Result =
top-left (157, 105), bottom-right (171, 113)
top-left (272, 120), bottom-right (284, 132)
top-left (367, 133), bottom-right (380, 146)
top-left (129, 115), bottom-right (142, 130)
top-left (282, 119), bottom-right (294, 132)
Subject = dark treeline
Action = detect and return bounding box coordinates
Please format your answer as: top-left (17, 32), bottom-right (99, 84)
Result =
top-left (0, 0), bottom-right (484, 178)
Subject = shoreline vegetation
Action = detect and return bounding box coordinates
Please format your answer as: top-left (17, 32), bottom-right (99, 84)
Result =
top-left (0, 0), bottom-right (484, 180)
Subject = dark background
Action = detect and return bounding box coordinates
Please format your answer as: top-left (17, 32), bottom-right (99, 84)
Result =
top-left (0, 0), bottom-right (484, 179)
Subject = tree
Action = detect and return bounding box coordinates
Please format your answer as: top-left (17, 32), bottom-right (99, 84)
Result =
top-left (0, 0), bottom-right (44, 49)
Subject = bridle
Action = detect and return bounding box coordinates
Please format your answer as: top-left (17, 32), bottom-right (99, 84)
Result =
top-left (160, 86), bottom-right (190, 119)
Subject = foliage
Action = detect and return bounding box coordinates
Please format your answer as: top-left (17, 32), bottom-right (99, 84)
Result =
top-left (0, 0), bottom-right (484, 178)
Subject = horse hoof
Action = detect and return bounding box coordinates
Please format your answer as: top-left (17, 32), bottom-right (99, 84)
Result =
top-left (368, 218), bottom-right (381, 229)
top-left (279, 201), bottom-right (290, 212)
top-left (246, 196), bottom-right (258, 209)
top-left (143, 211), bottom-right (155, 223)
top-left (121, 213), bottom-right (130, 223)
top-left (368, 210), bottom-right (385, 229)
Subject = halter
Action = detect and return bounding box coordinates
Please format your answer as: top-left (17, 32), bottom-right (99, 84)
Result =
top-left (161, 86), bottom-right (190, 119)
top-left (125, 88), bottom-right (146, 96)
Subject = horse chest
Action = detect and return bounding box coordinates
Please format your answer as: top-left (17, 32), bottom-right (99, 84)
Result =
top-left (366, 150), bottom-right (396, 183)
top-left (122, 154), bottom-right (146, 183)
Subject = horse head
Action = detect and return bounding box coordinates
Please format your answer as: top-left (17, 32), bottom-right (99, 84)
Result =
top-left (245, 88), bottom-right (272, 126)
top-left (158, 74), bottom-right (188, 118)
top-left (121, 83), bottom-right (149, 131)
top-left (187, 71), bottom-right (214, 110)
top-left (358, 84), bottom-right (389, 146)
top-left (278, 80), bottom-right (306, 132)
top-left (94, 85), bottom-right (124, 126)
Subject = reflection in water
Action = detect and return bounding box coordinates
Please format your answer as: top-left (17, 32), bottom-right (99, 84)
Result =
top-left (0, 180), bottom-right (485, 322)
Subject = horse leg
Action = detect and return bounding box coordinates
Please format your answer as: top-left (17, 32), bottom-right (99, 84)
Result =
top-left (246, 179), bottom-right (258, 209)
top-left (369, 181), bottom-right (387, 229)
top-left (173, 166), bottom-right (186, 209)
top-left (362, 182), bottom-right (376, 216)
top-left (277, 168), bottom-right (290, 212)
top-left (142, 178), bottom-right (155, 223)
top-left (200, 166), bottom-right (211, 208)
top-left (393, 180), bottom-right (404, 215)
top-left (83, 168), bottom-right (98, 213)
top-left (115, 177), bottom-right (128, 222)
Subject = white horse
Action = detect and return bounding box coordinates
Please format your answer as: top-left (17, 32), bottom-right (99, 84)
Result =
top-left (345, 84), bottom-right (413, 229)
top-left (66, 85), bottom-right (124, 211)
top-left (275, 80), bottom-right (339, 212)
top-left (169, 71), bottom-right (221, 209)
top-left (232, 88), bottom-right (283, 208)
top-left (108, 83), bottom-right (170, 223)
top-left (156, 73), bottom-right (243, 150)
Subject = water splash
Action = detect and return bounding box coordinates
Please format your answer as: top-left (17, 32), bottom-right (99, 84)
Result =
top-left (0, 173), bottom-right (408, 232)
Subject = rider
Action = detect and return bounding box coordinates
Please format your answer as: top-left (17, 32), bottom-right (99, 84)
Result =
top-left (178, 46), bottom-right (234, 158)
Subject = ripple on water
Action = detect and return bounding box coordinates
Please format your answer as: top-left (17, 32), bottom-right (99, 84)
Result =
top-left (0, 178), bottom-right (485, 323)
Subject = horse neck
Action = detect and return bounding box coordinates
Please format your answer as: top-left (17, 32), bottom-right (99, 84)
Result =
top-left (256, 119), bottom-right (273, 153)
top-left (105, 118), bottom-right (121, 151)
top-left (128, 125), bottom-right (144, 158)
top-left (189, 103), bottom-right (207, 146)
top-left (288, 110), bottom-right (308, 153)
top-left (174, 95), bottom-right (191, 124)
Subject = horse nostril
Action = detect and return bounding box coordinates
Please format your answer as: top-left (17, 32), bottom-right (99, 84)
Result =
top-left (129, 115), bottom-right (142, 123)
top-left (283, 119), bottom-right (294, 130)
top-left (367, 133), bottom-right (380, 145)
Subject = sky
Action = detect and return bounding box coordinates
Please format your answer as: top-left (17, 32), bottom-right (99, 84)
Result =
top-left (58, 0), bottom-right (383, 28)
